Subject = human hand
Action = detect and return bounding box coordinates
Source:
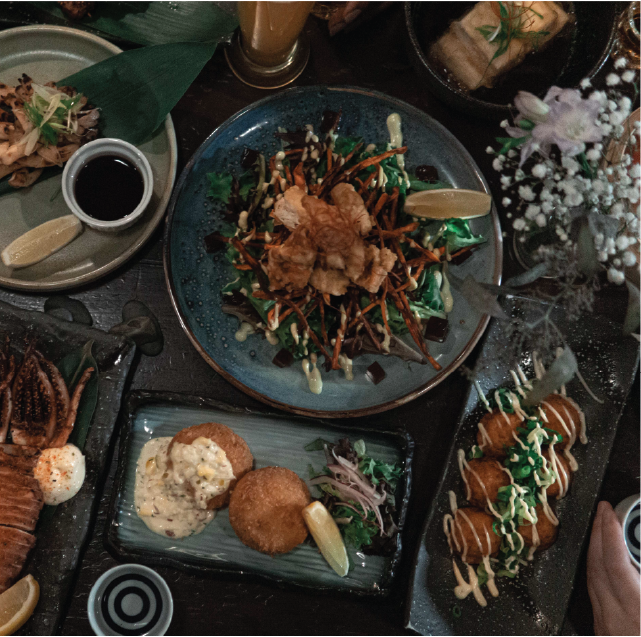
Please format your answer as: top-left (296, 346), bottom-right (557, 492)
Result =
top-left (587, 500), bottom-right (640, 636)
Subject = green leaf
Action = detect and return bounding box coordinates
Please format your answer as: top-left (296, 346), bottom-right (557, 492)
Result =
top-left (495, 136), bottom-right (529, 156)
top-left (58, 40), bottom-right (219, 146)
top-left (206, 172), bottom-right (233, 203)
top-left (334, 136), bottom-right (363, 158)
top-left (304, 437), bottom-right (332, 452)
top-left (238, 169), bottom-right (257, 199)
top-left (353, 439), bottom-right (366, 458)
top-left (29, 1), bottom-right (238, 46)
top-left (576, 217), bottom-right (599, 278)
top-left (523, 347), bottom-right (578, 407)
top-left (56, 340), bottom-right (99, 452)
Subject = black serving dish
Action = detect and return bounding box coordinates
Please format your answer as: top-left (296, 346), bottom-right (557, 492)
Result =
top-left (405, 305), bottom-right (640, 635)
top-left (106, 390), bottom-right (414, 596)
top-left (405, 2), bottom-right (620, 119)
top-left (0, 300), bottom-right (136, 635)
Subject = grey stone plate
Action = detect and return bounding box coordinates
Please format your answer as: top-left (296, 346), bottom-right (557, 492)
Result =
top-left (106, 390), bottom-right (413, 596)
top-left (0, 300), bottom-right (136, 635)
top-left (405, 307), bottom-right (640, 635)
top-left (0, 26), bottom-right (177, 292)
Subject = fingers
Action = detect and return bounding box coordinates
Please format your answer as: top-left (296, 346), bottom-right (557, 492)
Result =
top-left (588, 502), bottom-right (609, 634)
top-left (600, 502), bottom-right (641, 605)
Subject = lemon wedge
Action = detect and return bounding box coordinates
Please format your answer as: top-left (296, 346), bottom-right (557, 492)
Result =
top-left (1, 215), bottom-right (82, 269)
top-left (0, 575), bottom-right (40, 636)
top-left (404, 188), bottom-right (492, 220)
top-left (303, 501), bottom-right (349, 577)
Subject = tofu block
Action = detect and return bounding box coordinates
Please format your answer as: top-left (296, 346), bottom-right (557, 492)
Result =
top-left (431, 1), bottom-right (571, 90)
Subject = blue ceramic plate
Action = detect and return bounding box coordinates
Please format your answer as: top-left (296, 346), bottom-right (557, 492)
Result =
top-left (106, 391), bottom-right (413, 596)
top-left (164, 86), bottom-right (502, 417)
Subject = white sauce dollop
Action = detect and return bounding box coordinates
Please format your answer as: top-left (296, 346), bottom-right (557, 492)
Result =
top-left (34, 444), bottom-right (85, 506)
top-left (134, 436), bottom-right (234, 538)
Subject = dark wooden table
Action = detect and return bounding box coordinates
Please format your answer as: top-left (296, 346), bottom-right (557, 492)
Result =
top-left (1, 5), bottom-right (639, 635)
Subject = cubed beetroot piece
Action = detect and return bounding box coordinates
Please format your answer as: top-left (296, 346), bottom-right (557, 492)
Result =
top-left (424, 317), bottom-right (449, 343)
top-left (414, 165), bottom-right (439, 182)
top-left (272, 349), bottom-right (294, 368)
top-left (366, 361), bottom-right (386, 385)
top-left (204, 231), bottom-right (227, 253)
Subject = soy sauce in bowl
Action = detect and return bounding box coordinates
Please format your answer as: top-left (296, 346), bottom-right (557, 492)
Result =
top-left (75, 155), bottom-right (144, 221)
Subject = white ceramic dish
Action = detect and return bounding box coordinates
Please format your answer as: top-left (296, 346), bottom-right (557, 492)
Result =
top-left (62, 138), bottom-right (154, 232)
top-left (0, 25), bottom-right (177, 291)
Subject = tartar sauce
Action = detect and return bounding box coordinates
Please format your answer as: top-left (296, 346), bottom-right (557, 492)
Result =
top-left (134, 436), bottom-right (234, 538)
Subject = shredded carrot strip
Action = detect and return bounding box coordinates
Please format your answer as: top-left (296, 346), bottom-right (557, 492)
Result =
top-left (327, 146), bottom-right (332, 172)
top-left (232, 263), bottom-right (252, 271)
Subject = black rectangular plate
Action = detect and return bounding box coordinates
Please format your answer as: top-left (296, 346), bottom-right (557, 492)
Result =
top-left (106, 390), bottom-right (413, 596)
top-left (405, 309), bottom-right (640, 635)
top-left (0, 300), bottom-right (136, 636)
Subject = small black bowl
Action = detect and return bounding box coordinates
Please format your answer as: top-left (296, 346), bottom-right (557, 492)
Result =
top-left (405, 2), bottom-right (620, 120)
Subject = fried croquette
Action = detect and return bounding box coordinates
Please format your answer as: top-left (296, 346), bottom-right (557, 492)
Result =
top-left (477, 409), bottom-right (523, 458)
top-left (518, 503), bottom-right (558, 551)
top-left (168, 422), bottom-right (253, 510)
top-left (229, 467), bottom-right (311, 555)
top-left (540, 394), bottom-right (583, 450)
top-left (463, 458), bottom-right (511, 509)
top-left (542, 449), bottom-right (572, 499)
top-left (450, 507), bottom-right (501, 564)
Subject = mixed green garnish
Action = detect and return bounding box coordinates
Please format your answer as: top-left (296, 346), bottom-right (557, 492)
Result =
top-left (476, 1), bottom-right (550, 65)
top-left (203, 110), bottom-right (485, 378)
top-left (305, 437), bottom-right (403, 554)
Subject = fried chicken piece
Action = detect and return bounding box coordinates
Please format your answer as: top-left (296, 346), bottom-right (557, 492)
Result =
top-left (331, 182), bottom-right (372, 235)
top-left (309, 267), bottom-right (351, 296)
top-left (272, 186), bottom-right (308, 230)
top-left (168, 422), bottom-right (253, 510)
top-left (267, 226), bottom-right (317, 291)
top-left (354, 244), bottom-right (396, 293)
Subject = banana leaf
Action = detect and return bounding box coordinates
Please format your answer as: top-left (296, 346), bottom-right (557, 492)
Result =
top-left (38, 340), bottom-right (99, 528)
top-left (28, 1), bottom-right (238, 46)
top-left (0, 39), bottom-right (219, 196)
top-left (57, 339), bottom-right (99, 452)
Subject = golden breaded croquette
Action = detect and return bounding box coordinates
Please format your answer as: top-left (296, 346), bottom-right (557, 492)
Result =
top-left (540, 394), bottom-right (583, 450)
top-left (450, 507), bottom-right (501, 564)
top-left (518, 504), bottom-right (558, 552)
top-left (229, 467), bottom-right (311, 555)
top-left (462, 458), bottom-right (511, 509)
top-left (477, 409), bottom-right (523, 458)
top-left (168, 422), bottom-right (253, 510)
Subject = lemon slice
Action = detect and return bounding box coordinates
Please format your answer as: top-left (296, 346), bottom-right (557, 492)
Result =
top-left (303, 501), bottom-right (349, 577)
top-left (0, 575), bottom-right (40, 636)
top-left (404, 189), bottom-right (492, 220)
top-left (1, 215), bottom-right (82, 269)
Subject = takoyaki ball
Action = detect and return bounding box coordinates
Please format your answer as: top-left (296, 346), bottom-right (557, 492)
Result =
top-left (450, 507), bottom-right (501, 564)
top-left (463, 458), bottom-right (511, 509)
top-left (542, 449), bottom-right (572, 499)
top-left (476, 409), bottom-right (523, 458)
top-left (518, 504), bottom-right (558, 552)
top-left (539, 394), bottom-right (583, 450)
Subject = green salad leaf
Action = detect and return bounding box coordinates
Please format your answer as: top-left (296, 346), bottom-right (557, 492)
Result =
top-left (207, 171), bottom-right (233, 203)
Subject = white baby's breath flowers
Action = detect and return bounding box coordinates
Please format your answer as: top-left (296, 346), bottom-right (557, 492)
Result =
top-left (532, 163), bottom-right (547, 179)
top-left (606, 73), bottom-right (621, 86)
top-left (502, 197), bottom-right (512, 206)
top-left (622, 70), bottom-right (637, 83)
top-left (614, 57), bottom-right (627, 69)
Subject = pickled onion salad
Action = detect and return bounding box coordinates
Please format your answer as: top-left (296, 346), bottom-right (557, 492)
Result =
top-left (204, 110), bottom-right (485, 393)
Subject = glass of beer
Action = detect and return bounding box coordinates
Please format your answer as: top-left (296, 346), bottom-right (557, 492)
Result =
top-left (225, 1), bottom-right (315, 89)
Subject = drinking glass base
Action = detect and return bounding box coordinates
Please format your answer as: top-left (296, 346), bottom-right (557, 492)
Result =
top-left (224, 29), bottom-right (310, 90)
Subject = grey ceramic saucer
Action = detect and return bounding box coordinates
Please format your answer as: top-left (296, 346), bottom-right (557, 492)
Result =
top-left (0, 26), bottom-right (177, 291)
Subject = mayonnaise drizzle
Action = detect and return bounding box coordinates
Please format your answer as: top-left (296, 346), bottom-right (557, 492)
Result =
top-left (302, 353), bottom-right (322, 394)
